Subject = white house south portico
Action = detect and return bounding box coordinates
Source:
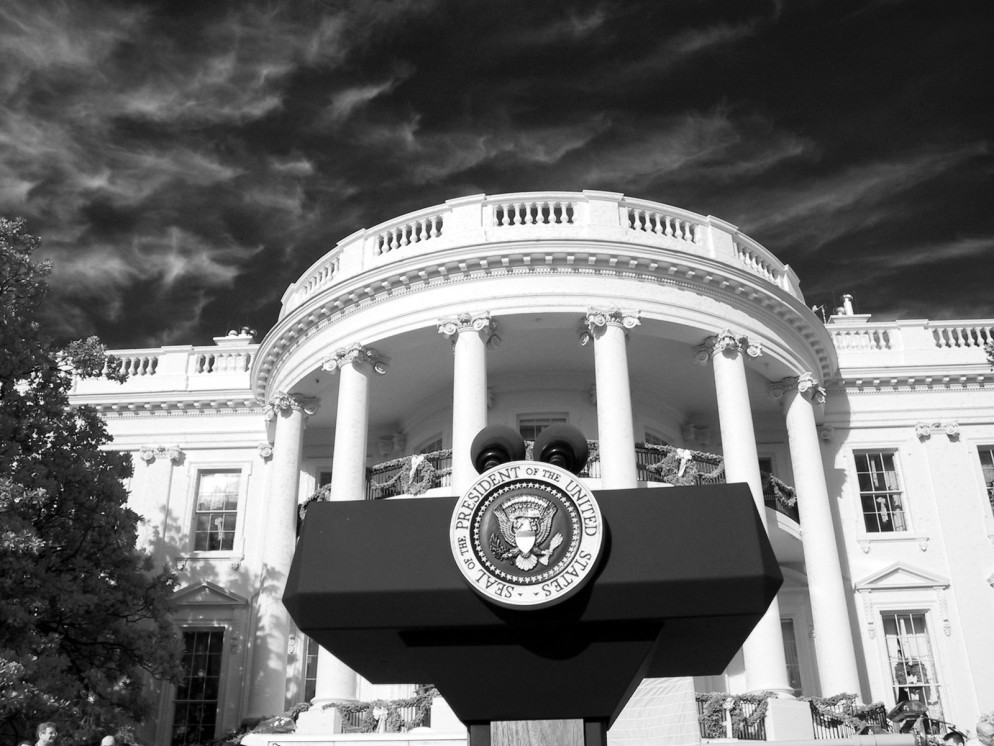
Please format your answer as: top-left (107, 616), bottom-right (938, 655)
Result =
top-left (68, 190), bottom-right (994, 746)
top-left (249, 191), bottom-right (851, 709)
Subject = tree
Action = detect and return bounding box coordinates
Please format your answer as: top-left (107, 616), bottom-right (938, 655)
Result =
top-left (0, 218), bottom-right (182, 743)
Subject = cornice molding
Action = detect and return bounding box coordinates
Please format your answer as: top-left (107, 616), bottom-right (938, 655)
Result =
top-left (252, 248), bottom-right (836, 399)
top-left (88, 399), bottom-right (263, 417)
top-left (827, 374), bottom-right (989, 394)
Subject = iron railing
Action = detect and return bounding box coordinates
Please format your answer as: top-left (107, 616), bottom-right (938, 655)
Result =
top-left (358, 443), bottom-right (800, 524)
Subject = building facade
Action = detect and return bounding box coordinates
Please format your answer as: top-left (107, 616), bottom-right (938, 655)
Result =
top-left (69, 191), bottom-right (994, 745)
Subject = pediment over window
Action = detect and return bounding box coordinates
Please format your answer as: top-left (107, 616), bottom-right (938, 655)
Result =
top-left (854, 562), bottom-right (950, 592)
top-left (173, 581), bottom-right (248, 607)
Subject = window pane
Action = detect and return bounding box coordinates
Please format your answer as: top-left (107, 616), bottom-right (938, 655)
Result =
top-left (304, 637), bottom-right (319, 702)
top-left (882, 612), bottom-right (943, 724)
top-left (855, 451), bottom-right (906, 533)
top-left (194, 470), bottom-right (239, 552)
top-left (173, 629), bottom-right (224, 746)
top-left (978, 446), bottom-right (994, 516)
top-left (781, 619), bottom-right (802, 692)
top-left (518, 414), bottom-right (568, 441)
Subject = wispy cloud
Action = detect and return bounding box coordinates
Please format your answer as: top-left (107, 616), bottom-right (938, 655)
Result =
top-left (865, 236), bottom-right (994, 269)
top-left (571, 110), bottom-right (814, 191)
top-left (735, 143), bottom-right (990, 252)
top-left (0, 0), bottom-right (989, 345)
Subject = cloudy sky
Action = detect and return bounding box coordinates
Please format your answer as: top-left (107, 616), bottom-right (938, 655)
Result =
top-left (2, 0), bottom-right (991, 349)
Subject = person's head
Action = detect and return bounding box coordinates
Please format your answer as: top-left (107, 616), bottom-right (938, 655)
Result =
top-left (35, 723), bottom-right (57, 746)
top-left (19, 740), bottom-right (33, 746)
top-left (101, 736), bottom-right (117, 746)
top-left (943, 732), bottom-right (965, 746)
top-left (977, 721), bottom-right (994, 746)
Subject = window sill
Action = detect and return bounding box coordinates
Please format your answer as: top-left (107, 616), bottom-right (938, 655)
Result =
top-left (175, 551), bottom-right (245, 570)
top-left (857, 534), bottom-right (929, 553)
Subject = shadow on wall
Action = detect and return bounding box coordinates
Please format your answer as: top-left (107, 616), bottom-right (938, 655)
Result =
top-left (139, 456), bottom-right (294, 745)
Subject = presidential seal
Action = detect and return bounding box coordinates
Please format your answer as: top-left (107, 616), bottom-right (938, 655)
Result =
top-left (449, 461), bottom-right (604, 608)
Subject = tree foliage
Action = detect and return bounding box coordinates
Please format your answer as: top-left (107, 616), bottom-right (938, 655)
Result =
top-left (0, 218), bottom-right (182, 742)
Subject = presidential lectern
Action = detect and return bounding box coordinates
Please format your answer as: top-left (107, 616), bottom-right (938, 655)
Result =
top-left (284, 425), bottom-right (782, 746)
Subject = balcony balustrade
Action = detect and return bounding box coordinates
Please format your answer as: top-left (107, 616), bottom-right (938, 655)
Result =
top-left (297, 443), bottom-right (798, 525)
top-left (281, 190), bottom-right (805, 315)
top-left (695, 693), bottom-right (888, 741)
top-left (829, 317), bottom-right (994, 370)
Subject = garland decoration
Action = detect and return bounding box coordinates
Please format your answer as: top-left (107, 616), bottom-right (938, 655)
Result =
top-left (643, 444), bottom-right (722, 485)
top-left (800, 693), bottom-right (887, 734)
top-left (696, 691), bottom-right (776, 738)
top-left (367, 450), bottom-right (452, 497)
top-left (765, 473), bottom-right (798, 508)
top-left (299, 484), bottom-right (332, 523)
top-left (328, 687), bottom-right (438, 733)
top-left (297, 441), bottom-right (800, 516)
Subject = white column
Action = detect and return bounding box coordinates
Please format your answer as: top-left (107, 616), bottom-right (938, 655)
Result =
top-left (247, 393), bottom-right (317, 719)
top-left (438, 313), bottom-right (497, 491)
top-left (582, 308), bottom-right (640, 489)
top-left (313, 343), bottom-right (389, 705)
top-left (696, 330), bottom-right (792, 695)
top-left (771, 374), bottom-right (862, 697)
top-left (324, 344), bottom-right (388, 502)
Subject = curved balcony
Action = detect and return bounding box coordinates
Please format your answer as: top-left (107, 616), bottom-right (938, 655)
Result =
top-left (280, 190), bottom-right (804, 317)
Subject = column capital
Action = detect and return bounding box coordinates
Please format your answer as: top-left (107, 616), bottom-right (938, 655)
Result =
top-left (437, 312), bottom-right (501, 348)
top-left (321, 343), bottom-right (389, 375)
top-left (693, 329), bottom-right (762, 365)
top-left (767, 372), bottom-right (827, 404)
top-left (579, 307), bottom-right (641, 345)
top-left (915, 420), bottom-right (959, 440)
top-left (139, 445), bottom-right (184, 464)
top-left (264, 392), bottom-right (320, 421)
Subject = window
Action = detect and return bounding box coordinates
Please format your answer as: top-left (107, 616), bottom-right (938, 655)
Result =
top-left (882, 612), bottom-right (943, 720)
top-left (318, 470), bottom-right (333, 488)
top-left (173, 629), bottom-right (224, 746)
top-left (855, 452), bottom-right (907, 532)
top-left (978, 446), bottom-right (994, 515)
top-left (518, 414), bottom-right (567, 441)
top-left (781, 619), bottom-right (802, 693)
top-left (304, 637), bottom-right (320, 702)
top-left (193, 470), bottom-right (240, 551)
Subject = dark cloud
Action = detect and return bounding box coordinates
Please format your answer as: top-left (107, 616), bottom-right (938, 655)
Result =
top-left (0, 0), bottom-right (991, 347)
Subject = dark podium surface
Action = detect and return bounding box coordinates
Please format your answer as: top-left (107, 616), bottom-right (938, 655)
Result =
top-left (284, 483), bottom-right (782, 726)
